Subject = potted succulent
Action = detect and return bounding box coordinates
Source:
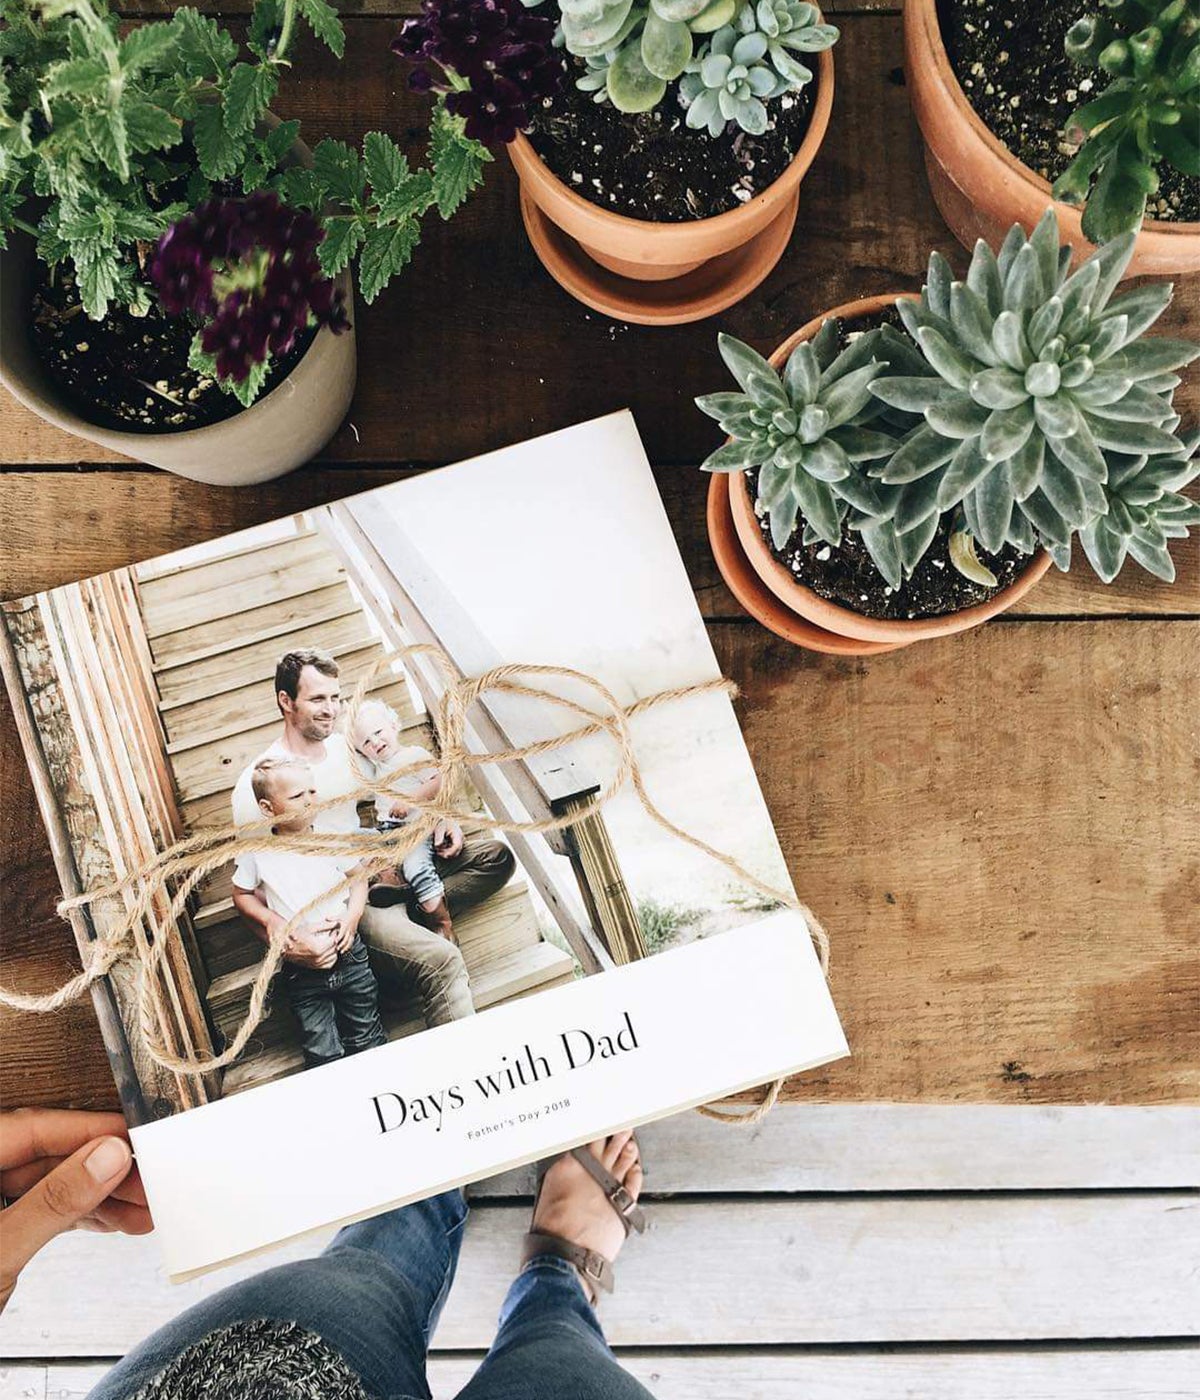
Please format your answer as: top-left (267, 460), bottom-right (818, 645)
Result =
top-left (0, 0), bottom-right (500, 484)
top-left (463, 0), bottom-right (839, 323)
top-left (701, 211), bottom-right (1200, 652)
top-left (904, 0), bottom-right (1200, 277)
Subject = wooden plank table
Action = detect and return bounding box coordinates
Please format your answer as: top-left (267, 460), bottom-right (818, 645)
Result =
top-left (1, 0), bottom-right (1197, 1118)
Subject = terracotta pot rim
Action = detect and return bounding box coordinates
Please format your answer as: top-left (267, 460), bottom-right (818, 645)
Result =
top-left (508, 40), bottom-right (834, 246)
top-left (907, 0), bottom-right (1200, 239)
top-left (727, 291), bottom-right (1054, 643)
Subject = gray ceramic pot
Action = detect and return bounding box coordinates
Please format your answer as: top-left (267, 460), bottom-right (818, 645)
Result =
top-left (0, 123), bottom-right (356, 487)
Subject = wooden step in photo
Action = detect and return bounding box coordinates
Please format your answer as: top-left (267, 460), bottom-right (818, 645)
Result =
top-left (146, 581), bottom-right (361, 670)
top-left (154, 612), bottom-right (375, 709)
top-left (138, 534), bottom-right (346, 640)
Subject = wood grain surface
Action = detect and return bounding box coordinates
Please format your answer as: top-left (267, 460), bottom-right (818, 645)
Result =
top-left (1, 7), bottom-right (1197, 1111)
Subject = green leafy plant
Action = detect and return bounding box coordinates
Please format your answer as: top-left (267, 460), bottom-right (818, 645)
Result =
top-left (1053, 0), bottom-right (1200, 241)
top-left (0, 0), bottom-right (493, 401)
top-left (871, 210), bottom-right (1199, 569)
top-left (559, 0), bottom-right (834, 120)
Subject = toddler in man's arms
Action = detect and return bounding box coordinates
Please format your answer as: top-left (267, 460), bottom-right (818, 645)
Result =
top-left (231, 755), bottom-right (386, 1069)
top-left (350, 698), bottom-right (457, 944)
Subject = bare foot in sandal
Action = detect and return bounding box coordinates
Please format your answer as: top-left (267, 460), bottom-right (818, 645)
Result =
top-left (524, 1131), bottom-right (645, 1304)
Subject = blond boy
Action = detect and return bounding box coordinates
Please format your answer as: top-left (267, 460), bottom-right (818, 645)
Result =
top-left (232, 756), bottom-right (386, 1069)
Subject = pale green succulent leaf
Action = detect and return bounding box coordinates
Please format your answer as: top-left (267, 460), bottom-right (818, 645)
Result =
top-left (1084, 414), bottom-right (1183, 455)
top-left (1049, 416), bottom-right (1108, 482)
top-left (917, 326), bottom-right (976, 389)
top-left (869, 376), bottom-right (944, 413)
top-left (972, 470), bottom-right (1015, 554)
top-left (783, 341), bottom-right (820, 406)
top-left (925, 391), bottom-right (991, 439)
top-left (969, 366), bottom-right (1029, 410)
top-left (1006, 433), bottom-right (1046, 501)
top-left (980, 400), bottom-right (1036, 462)
top-left (937, 437), bottom-right (994, 509)
top-left (857, 519), bottom-right (903, 590)
top-left (991, 310), bottom-right (1032, 371)
top-left (878, 425), bottom-right (958, 483)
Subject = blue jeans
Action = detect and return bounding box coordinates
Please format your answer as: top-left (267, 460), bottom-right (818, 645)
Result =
top-left (283, 936), bottom-right (387, 1068)
top-left (86, 1191), bottom-right (656, 1399)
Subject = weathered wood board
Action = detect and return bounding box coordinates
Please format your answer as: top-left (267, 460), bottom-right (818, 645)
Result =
top-left (5, 1347), bottom-right (1200, 1400)
top-left (1, 1192), bottom-right (1195, 1354)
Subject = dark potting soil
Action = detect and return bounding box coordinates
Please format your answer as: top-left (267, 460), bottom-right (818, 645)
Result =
top-left (939, 0), bottom-right (1200, 224)
top-left (29, 264), bottom-right (315, 435)
top-left (527, 59), bottom-right (817, 221)
top-left (746, 311), bottom-right (1031, 621)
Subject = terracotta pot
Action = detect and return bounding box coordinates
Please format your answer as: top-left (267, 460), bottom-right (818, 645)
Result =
top-left (0, 120), bottom-right (356, 487)
top-left (712, 293), bottom-right (1054, 650)
top-left (508, 41), bottom-right (834, 325)
top-left (904, 0), bottom-right (1200, 278)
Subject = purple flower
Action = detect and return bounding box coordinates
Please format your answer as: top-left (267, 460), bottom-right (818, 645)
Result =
top-left (392, 0), bottom-right (563, 147)
top-left (149, 193), bottom-right (349, 384)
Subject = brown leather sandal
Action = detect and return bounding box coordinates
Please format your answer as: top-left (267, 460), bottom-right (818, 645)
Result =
top-left (520, 1142), bottom-right (646, 1299)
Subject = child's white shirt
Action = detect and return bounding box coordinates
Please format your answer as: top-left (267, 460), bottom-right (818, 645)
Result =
top-left (232, 848), bottom-right (356, 925)
top-left (369, 744), bottom-right (438, 823)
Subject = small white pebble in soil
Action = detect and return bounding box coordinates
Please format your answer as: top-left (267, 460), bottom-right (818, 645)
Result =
top-left (1079, 77), bottom-right (1093, 91)
top-left (571, 171), bottom-right (583, 184)
top-left (1010, 95), bottom-right (1020, 108)
top-left (733, 186), bottom-right (751, 203)
top-left (884, 586), bottom-right (893, 596)
top-left (76, 341), bottom-right (88, 351)
top-left (860, 594), bottom-right (869, 602)
top-left (815, 546), bottom-right (832, 561)
top-left (781, 95), bottom-right (795, 109)
top-left (932, 558), bottom-right (944, 568)
top-left (593, 143), bottom-right (603, 154)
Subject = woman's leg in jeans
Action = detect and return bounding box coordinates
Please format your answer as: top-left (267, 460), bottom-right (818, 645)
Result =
top-left (456, 1133), bottom-right (655, 1400)
top-left (86, 1189), bottom-right (469, 1400)
top-left (455, 1258), bottom-right (654, 1400)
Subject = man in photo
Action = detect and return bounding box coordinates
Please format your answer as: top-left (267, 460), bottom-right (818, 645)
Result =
top-left (232, 756), bottom-right (384, 1069)
top-left (230, 648), bottom-right (516, 1027)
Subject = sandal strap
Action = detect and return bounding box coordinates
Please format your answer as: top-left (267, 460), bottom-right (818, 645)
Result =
top-left (523, 1230), bottom-right (615, 1294)
top-left (569, 1145), bottom-right (646, 1235)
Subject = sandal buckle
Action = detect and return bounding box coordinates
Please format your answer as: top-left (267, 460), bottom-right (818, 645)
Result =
top-left (582, 1251), bottom-right (605, 1281)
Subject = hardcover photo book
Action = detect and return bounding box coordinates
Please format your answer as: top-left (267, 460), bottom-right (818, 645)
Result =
top-left (0, 412), bottom-right (847, 1280)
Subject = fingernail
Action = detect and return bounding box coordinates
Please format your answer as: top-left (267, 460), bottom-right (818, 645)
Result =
top-left (85, 1137), bottom-right (130, 1182)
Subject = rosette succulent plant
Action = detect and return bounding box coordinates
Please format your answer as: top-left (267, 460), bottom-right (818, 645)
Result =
top-left (679, 27), bottom-right (782, 134)
top-left (696, 325), bottom-right (936, 580)
top-left (559, 0), bottom-right (734, 112)
top-left (556, 0), bottom-right (835, 120)
top-left (1053, 0), bottom-right (1200, 241)
top-left (698, 214), bottom-right (1200, 598)
top-left (1079, 426), bottom-right (1200, 580)
top-left (869, 209), bottom-right (1200, 569)
top-left (730, 0), bottom-right (839, 91)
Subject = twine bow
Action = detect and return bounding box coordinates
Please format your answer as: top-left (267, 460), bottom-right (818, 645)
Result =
top-left (0, 645), bottom-right (828, 1127)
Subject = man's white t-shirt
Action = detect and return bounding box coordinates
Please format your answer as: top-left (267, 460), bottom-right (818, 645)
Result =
top-left (230, 733), bottom-right (363, 833)
top-left (370, 744), bottom-right (437, 823)
top-left (231, 849), bottom-right (355, 924)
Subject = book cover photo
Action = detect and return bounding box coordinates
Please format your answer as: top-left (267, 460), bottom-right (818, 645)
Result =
top-left (0, 412), bottom-right (848, 1280)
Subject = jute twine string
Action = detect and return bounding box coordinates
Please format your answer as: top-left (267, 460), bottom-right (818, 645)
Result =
top-left (0, 645), bottom-right (828, 1126)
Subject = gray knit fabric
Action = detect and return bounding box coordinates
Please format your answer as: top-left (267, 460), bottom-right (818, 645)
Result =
top-left (128, 1318), bottom-right (378, 1400)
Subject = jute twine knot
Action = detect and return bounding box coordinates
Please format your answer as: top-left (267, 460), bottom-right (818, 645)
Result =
top-left (0, 646), bottom-right (828, 1127)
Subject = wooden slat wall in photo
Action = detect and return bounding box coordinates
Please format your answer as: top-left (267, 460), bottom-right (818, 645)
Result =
top-left (0, 589), bottom-right (216, 1119)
